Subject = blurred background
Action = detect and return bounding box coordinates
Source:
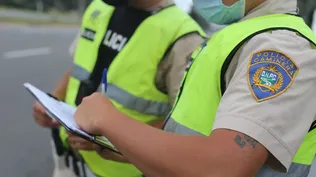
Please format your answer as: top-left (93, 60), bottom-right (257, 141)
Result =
top-left (0, 0), bottom-right (315, 28)
top-left (0, 0), bottom-right (315, 177)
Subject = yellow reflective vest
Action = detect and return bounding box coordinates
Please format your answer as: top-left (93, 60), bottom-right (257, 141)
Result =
top-left (61, 0), bottom-right (205, 176)
top-left (164, 14), bottom-right (316, 176)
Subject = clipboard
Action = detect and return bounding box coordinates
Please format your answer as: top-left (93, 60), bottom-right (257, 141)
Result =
top-left (23, 82), bottom-right (120, 154)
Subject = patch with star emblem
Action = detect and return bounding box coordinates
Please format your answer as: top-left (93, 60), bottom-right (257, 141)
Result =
top-left (248, 50), bottom-right (298, 102)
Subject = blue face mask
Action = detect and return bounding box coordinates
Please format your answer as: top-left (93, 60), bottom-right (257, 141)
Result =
top-left (193, 0), bottom-right (246, 25)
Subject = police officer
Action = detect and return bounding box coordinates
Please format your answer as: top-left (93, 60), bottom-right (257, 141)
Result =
top-left (74, 0), bottom-right (316, 176)
top-left (32, 0), bottom-right (205, 177)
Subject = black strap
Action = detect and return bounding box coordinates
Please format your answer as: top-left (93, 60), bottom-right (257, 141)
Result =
top-left (65, 149), bottom-right (87, 177)
top-left (285, 13), bottom-right (301, 17)
top-left (51, 128), bottom-right (64, 156)
top-left (75, 6), bottom-right (151, 106)
top-left (308, 120), bottom-right (316, 132)
top-left (46, 93), bottom-right (65, 156)
top-left (46, 93), bottom-right (59, 100)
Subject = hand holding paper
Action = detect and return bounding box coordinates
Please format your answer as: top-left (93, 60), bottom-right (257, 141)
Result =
top-left (67, 131), bottom-right (95, 151)
top-left (74, 92), bottom-right (120, 136)
top-left (24, 81), bottom-right (119, 153)
top-left (32, 101), bottom-right (60, 128)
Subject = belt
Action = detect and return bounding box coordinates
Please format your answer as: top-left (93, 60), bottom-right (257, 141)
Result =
top-left (51, 128), bottom-right (64, 156)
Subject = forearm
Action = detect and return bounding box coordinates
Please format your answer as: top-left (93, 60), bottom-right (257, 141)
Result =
top-left (51, 68), bottom-right (72, 101)
top-left (101, 114), bottom-right (266, 177)
top-left (103, 115), bottom-right (201, 177)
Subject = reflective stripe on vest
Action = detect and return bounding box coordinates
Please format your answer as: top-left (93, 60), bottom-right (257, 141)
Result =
top-left (106, 84), bottom-right (171, 117)
top-left (72, 64), bottom-right (171, 117)
top-left (72, 64), bottom-right (90, 81)
top-left (256, 163), bottom-right (311, 177)
top-left (164, 14), bottom-right (316, 176)
top-left (164, 117), bottom-right (202, 135)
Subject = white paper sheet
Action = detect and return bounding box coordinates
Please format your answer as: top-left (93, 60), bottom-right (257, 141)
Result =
top-left (23, 83), bottom-right (93, 137)
top-left (23, 82), bottom-right (120, 155)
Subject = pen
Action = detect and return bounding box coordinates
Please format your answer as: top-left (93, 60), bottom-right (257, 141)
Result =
top-left (101, 68), bottom-right (107, 93)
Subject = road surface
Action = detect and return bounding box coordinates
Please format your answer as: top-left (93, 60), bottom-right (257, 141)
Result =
top-left (0, 24), bottom-right (315, 177)
top-left (0, 23), bottom-right (76, 177)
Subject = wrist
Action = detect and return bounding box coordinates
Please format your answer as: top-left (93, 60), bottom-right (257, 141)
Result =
top-left (98, 110), bottom-right (125, 136)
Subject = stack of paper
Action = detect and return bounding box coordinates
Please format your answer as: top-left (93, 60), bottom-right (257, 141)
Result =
top-left (24, 83), bottom-right (119, 153)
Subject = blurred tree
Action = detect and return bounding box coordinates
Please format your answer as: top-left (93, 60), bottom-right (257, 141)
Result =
top-left (0, 0), bottom-right (91, 12)
top-left (35, 0), bottom-right (44, 12)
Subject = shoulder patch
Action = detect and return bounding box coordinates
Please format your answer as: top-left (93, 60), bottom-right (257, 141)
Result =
top-left (248, 50), bottom-right (298, 102)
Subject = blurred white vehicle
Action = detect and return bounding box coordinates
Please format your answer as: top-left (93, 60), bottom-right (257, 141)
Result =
top-left (174, 0), bottom-right (193, 13)
top-left (312, 9), bottom-right (316, 33)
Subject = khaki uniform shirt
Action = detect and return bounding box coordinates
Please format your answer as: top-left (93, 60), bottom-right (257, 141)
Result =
top-left (69, 0), bottom-right (204, 106)
top-left (213, 0), bottom-right (316, 172)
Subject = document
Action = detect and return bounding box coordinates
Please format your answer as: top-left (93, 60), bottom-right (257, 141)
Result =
top-left (23, 83), bottom-right (119, 153)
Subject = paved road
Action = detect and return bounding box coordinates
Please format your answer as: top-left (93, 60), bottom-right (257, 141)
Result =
top-left (0, 24), bottom-right (315, 177)
top-left (0, 9), bottom-right (80, 24)
top-left (0, 24), bottom-right (76, 177)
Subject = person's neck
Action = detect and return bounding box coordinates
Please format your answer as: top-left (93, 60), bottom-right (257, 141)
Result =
top-left (129, 0), bottom-right (163, 9)
top-left (245, 0), bottom-right (266, 14)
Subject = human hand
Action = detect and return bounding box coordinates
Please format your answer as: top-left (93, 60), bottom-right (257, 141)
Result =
top-left (74, 93), bottom-right (121, 135)
top-left (67, 131), bottom-right (94, 151)
top-left (94, 145), bottom-right (129, 163)
top-left (32, 101), bottom-right (60, 128)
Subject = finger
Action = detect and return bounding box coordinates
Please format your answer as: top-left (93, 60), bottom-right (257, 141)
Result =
top-left (71, 144), bottom-right (94, 151)
top-left (32, 111), bottom-right (41, 121)
top-left (68, 136), bottom-right (90, 144)
top-left (92, 144), bottom-right (100, 150)
top-left (33, 103), bottom-right (55, 124)
top-left (36, 118), bottom-right (51, 128)
top-left (34, 115), bottom-right (60, 128)
top-left (50, 119), bottom-right (60, 127)
top-left (68, 137), bottom-right (93, 150)
top-left (34, 113), bottom-right (48, 124)
top-left (96, 148), bottom-right (120, 160)
top-left (33, 102), bottom-right (46, 114)
top-left (96, 148), bottom-right (111, 158)
top-left (32, 108), bottom-right (45, 119)
top-left (96, 146), bottom-right (112, 155)
top-left (70, 142), bottom-right (94, 151)
top-left (94, 146), bottom-right (103, 154)
top-left (66, 131), bottom-right (75, 136)
top-left (33, 108), bottom-right (50, 122)
top-left (36, 119), bottom-right (46, 127)
top-left (36, 102), bottom-right (46, 113)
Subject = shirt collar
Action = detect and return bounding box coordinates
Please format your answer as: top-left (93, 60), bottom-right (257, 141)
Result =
top-left (241, 0), bottom-right (298, 21)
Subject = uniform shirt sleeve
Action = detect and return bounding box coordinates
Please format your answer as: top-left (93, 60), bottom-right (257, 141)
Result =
top-left (212, 30), bottom-right (316, 172)
top-left (155, 33), bottom-right (205, 106)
